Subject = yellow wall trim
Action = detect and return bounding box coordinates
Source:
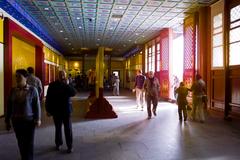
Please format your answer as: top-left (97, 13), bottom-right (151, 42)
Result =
top-left (0, 19), bottom-right (4, 43)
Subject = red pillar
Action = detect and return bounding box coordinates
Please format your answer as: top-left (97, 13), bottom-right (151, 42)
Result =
top-left (159, 28), bottom-right (172, 99)
top-left (183, 14), bottom-right (197, 88)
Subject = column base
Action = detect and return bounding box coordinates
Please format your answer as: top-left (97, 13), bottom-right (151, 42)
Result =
top-left (85, 88), bottom-right (118, 119)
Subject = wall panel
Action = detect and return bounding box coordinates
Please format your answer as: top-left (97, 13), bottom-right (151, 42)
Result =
top-left (12, 36), bottom-right (35, 86)
top-left (0, 43), bottom-right (3, 116)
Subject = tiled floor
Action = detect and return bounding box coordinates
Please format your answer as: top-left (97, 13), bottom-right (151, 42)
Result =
top-left (1, 90), bottom-right (240, 160)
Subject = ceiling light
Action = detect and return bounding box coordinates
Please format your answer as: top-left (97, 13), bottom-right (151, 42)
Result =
top-left (60, 30), bottom-right (63, 32)
top-left (111, 14), bottom-right (123, 21)
top-left (112, 14), bottom-right (123, 19)
top-left (44, 7), bottom-right (49, 10)
top-left (78, 26), bottom-right (82, 29)
top-left (76, 17), bottom-right (80, 20)
top-left (97, 38), bottom-right (100, 41)
top-left (64, 37), bottom-right (68, 40)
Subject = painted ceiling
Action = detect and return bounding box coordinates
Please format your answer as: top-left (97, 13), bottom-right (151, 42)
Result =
top-left (1, 0), bottom-right (217, 56)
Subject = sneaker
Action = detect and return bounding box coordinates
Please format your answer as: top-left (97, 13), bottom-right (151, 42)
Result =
top-left (153, 110), bottom-right (157, 116)
top-left (67, 148), bottom-right (73, 153)
top-left (147, 116), bottom-right (151, 119)
top-left (56, 145), bottom-right (62, 151)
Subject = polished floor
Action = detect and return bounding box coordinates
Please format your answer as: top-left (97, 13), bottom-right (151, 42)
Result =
top-left (0, 90), bottom-right (240, 160)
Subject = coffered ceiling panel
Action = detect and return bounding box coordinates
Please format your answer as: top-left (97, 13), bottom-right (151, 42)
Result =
top-left (2, 0), bottom-right (218, 56)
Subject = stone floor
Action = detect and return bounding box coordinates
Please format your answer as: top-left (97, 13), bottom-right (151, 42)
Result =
top-left (1, 89), bottom-right (240, 160)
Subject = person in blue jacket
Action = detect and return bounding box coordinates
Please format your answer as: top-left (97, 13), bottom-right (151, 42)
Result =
top-left (5, 69), bottom-right (41, 160)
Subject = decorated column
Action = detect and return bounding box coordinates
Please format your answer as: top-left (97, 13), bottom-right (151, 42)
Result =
top-left (95, 47), bottom-right (104, 98)
top-left (85, 47), bottom-right (117, 119)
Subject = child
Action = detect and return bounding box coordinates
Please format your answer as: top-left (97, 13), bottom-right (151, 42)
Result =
top-left (175, 82), bottom-right (189, 121)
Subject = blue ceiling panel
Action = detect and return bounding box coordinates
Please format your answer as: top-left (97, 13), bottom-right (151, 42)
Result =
top-left (56, 12), bottom-right (69, 16)
top-left (84, 0), bottom-right (97, 3)
top-left (82, 3), bottom-right (97, 8)
top-left (33, 1), bottom-right (50, 6)
top-left (98, 3), bottom-right (112, 9)
top-left (67, 2), bottom-right (81, 7)
top-left (1, 0), bottom-right (215, 56)
top-left (54, 7), bottom-right (68, 11)
top-left (50, 1), bottom-right (66, 7)
top-left (0, 0), bottom-right (61, 52)
top-left (100, 0), bottom-right (114, 4)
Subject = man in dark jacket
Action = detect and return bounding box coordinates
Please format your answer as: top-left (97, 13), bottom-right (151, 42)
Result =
top-left (143, 71), bottom-right (160, 119)
top-left (45, 70), bottom-right (76, 153)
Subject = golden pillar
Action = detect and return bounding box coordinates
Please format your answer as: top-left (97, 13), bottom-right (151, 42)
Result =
top-left (95, 47), bottom-right (104, 98)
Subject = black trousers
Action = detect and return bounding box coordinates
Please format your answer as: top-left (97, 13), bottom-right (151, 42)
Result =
top-left (146, 95), bottom-right (158, 117)
top-left (12, 119), bottom-right (35, 160)
top-left (53, 115), bottom-right (72, 149)
top-left (178, 104), bottom-right (187, 120)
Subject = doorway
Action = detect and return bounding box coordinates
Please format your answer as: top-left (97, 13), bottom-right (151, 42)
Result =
top-left (112, 70), bottom-right (120, 77)
top-left (170, 35), bottom-right (184, 100)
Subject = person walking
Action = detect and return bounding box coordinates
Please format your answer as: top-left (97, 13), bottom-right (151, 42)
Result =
top-left (143, 71), bottom-right (160, 119)
top-left (190, 74), bottom-right (206, 123)
top-left (45, 70), bottom-right (76, 153)
top-left (27, 67), bottom-right (43, 99)
top-left (175, 82), bottom-right (189, 121)
top-left (5, 69), bottom-right (41, 160)
top-left (113, 76), bottom-right (120, 96)
top-left (133, 69), bottom-right (146, 110)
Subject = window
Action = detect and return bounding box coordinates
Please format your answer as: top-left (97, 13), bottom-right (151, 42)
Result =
top-left (145, 48), bottom-right (148, 72)
top-left (229, 5), bottom-right (240, 65)
top-left (156, 43), bottom-right (161, 71)
top-left (212, 13), bottom-right (223, 68)
top-left (148, 47), bottom-right (152, 72)
top-left (147, 45), bottom-right (155, 72)
top-left (152, 45), bottom-right (155, 72)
